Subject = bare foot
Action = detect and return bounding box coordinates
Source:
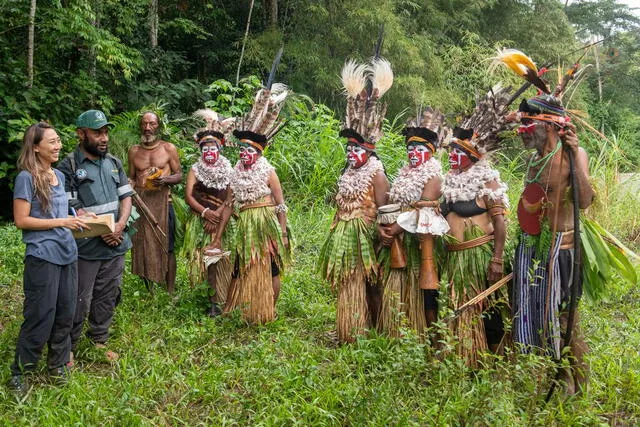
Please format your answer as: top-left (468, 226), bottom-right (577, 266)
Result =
top-left (105, 351), bottom-right (119, 361)
top-left (67, 351), bottom-right (75, 368)
top-left (95, 343), bottom-right (120, 361)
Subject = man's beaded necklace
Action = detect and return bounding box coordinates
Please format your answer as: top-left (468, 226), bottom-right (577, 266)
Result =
top-left (525, 142), bottom-right (561, 184)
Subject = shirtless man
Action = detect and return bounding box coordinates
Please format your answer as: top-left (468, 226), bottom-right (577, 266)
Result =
top-left (512, 94), bottom-right (595, 393)
top-left (128, 112), bottom-right (182, 293)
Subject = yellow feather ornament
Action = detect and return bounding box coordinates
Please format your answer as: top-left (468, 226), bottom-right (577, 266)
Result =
top-left (490, 48), bottom-right (549, 94)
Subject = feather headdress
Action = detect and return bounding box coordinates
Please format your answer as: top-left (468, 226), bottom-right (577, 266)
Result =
top-left (448, 84), bottom-right (512, 160)
top-left (491, 48), bottom-right (567, 126)
top-left (403, 107), bottom-right (450, 152)
top-left (492, 48), bottom-right (609, 143)
top-left (192, 108), bottom-right (237, 145)
top-left (341, 59), bottom-right (369, 98)
top-left (340, 57), bottom-right (394, 148)
top-left (233, 47), bottom-right (288, 150)
top-left (490, 48), bottom-right (550, 94)
top-left (234, 83), bottom-right (288, 150)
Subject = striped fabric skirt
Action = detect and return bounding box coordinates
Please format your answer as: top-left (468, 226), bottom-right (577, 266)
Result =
top-left (512, 232), bottom-right (574, 359)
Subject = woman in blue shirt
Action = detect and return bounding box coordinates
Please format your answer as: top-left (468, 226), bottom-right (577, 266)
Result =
top-left (8, 122), bottom-right (88, 395)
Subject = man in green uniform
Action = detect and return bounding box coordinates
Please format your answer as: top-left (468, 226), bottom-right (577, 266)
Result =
top-left (58, 110), bottom-right (134, 361)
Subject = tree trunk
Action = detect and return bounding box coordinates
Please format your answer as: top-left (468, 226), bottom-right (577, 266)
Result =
top-left (149, 0), bottom-right (158, 48)
top-left (236, 0), bottom-right (255, 85)
top-left (266, 0), bottom-right (278, 27)
top-left (593, 42), bottom-right (604, 132)
top-left (91, 1), bottom-right (100, 81)
top-left (27, 0), bottom-right (36, 88)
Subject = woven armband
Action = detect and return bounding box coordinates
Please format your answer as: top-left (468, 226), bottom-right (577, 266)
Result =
top-left (275, 203), bottom-right (288, 214)
top-left (488, 204), bottom-right (506, 217)
top-left (412, 199), bottom-right (440, 209)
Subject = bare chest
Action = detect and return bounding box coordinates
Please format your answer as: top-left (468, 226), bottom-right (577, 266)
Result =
top-left (526, 154), bottom-right (570, 199)
top-left (133, 146), bottom-right (171, 171)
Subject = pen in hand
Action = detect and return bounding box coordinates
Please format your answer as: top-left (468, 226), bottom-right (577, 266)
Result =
top-left (70, 207), bottom-right (85, 231)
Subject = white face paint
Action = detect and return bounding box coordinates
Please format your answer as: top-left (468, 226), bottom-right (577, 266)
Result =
top-left (407, 143), bottom-right (431, 167)
top-left (346, 144), bottom-right (368, 168)
top-left (239, 146), bottom-right (259, 167)
top-left (448, 147), bottom-right (472, 170)
top-left (201, 144), bottom-right (219, 165)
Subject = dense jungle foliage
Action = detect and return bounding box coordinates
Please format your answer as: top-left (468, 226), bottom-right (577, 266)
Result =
top-left (1, 0), bottom-right (640, 217)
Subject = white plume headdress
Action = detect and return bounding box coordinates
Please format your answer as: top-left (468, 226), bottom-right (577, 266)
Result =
top-left (339, 56), bottom-right (394, 147)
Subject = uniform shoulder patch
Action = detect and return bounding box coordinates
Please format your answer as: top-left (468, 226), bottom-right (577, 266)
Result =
top-left (76, 168), bottom-right (88, 179)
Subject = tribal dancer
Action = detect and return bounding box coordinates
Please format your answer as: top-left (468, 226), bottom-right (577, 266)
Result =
top-left (319, 58), bottom-right (392, 343)
top-left (440, 86), bottom-right (510, 367)
top-left (377, 109), bottom-right (449, 337)
top-left (513, 95), bottom-right (593, 392)
top-left (493, 49), bottom-right (595, 393)
top-left (183, 109), bottom-right (235, 316)
top-left (224, 83), bottom-right (291, 324)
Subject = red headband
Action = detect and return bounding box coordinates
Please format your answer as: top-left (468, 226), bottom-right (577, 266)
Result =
top-left (198, 135), bottom-right (222, 146)
top-left (520, 113), bottom-right (570, 127)
top-left (407, 135), bottom-right (436, 153)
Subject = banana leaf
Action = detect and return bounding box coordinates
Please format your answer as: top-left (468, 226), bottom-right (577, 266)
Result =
top-left (580, 217), bottom-right (638, 301)
top-left (234, 205), bottom-right (290, 273)
top-left (318, 217), bottom-right (377, 284)
top-left (172, 195), bottom-right (190, 250)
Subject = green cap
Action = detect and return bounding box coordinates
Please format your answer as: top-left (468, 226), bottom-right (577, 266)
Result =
top-left (76, 110), bottom-right (114, 130)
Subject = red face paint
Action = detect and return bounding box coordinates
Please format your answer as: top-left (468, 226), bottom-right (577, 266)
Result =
top-left (346, 144), bottom-right (369, 168)
top-left (407, 143), bottom-right (432, 168)
top-left (518, 123), bottom-right (537, 135)
top-left (449, 147), bottom-right (472, 170)
top-left (239, 146), bottom-right (259, 167)
top-left (518, 119), bottom-right (548, 150)
top-left (201, 144), bottom-right (219, 165)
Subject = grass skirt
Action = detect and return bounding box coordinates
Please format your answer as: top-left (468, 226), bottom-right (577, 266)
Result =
top-left (319, 217), bottom-right (377, 343)
top-left (442, 225), bottom-right (494, 368)
top-left (377, 233), bottom-right (426, 337)
top-left (173, 196), bottom-right (234, 303)
top-left (335, 267), bottom-right (369, 343)
top-left (208, 258), bottom-right (232, 304)
top-left (225, 205), bottom-right (290, 324)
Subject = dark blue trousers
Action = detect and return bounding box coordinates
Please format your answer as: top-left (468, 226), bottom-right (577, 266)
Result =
top-left (11, 256), bottom-right (77, 374)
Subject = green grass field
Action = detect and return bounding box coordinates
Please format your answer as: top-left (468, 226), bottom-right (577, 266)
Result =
top-left (2, 116), bottom-right (640, 424)
top-left (1, 196), bottom-right (639, 425)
